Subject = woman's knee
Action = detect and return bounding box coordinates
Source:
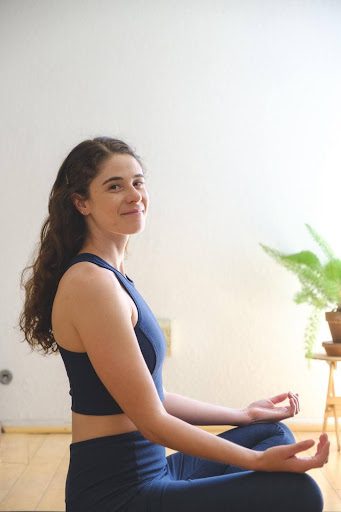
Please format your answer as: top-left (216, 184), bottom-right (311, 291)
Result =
top-left (217, 421), bottom-right (296, 450)
top-left (291, 473), bottom-right (323, 512)
top-left (251, 471), bottom-right (323, 512)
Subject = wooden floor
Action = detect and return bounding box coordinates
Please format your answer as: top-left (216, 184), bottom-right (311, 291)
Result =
top-left (0, 430), bottom-right (340, 511)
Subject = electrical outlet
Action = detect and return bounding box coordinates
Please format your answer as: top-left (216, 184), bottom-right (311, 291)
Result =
top-left (157, 318), bottom-right (171, 356)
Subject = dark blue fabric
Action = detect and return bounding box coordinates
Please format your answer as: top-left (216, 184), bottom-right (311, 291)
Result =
top-left (65, 422), bottom-right (323, 512)
top-left (57, 252), bottom-right (166, 415)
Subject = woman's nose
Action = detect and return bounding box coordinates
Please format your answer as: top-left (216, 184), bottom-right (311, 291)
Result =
top-left (126, 185), bottom-right (142, 202)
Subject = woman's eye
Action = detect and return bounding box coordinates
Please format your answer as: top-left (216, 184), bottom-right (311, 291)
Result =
top-left (109, 181), bottom-right (145, 191)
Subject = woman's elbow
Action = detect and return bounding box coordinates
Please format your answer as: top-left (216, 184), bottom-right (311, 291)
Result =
top-left (139, 410), bottom-right (169, 443)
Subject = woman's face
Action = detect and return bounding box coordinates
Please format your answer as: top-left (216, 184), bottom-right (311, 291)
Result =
top-left (74, 153), bottom-right (149, 237)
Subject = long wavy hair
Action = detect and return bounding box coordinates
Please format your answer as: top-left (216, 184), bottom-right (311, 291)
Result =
top-left (19, 136), bottom-right (145, 355)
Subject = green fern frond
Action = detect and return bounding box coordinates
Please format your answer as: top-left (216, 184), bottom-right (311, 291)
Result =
top-left (259, 244), bottom-right (283, 261)
top-left (305, 224), bottom-right (335, 260)
top-left (304, 308), bottom-right (321, 358)
top-left (260, 227), bottom-right (340, 358)
top-left (260, 243), bottom-right (334, 307)
top-left (282, 251), bottom-right (321, 269)
top-left (293, 267), bottom-right (330, 305)
top-left (324, 260), bottom-right (341, 282)
top-left (293, 288), bottom-right (327, 309)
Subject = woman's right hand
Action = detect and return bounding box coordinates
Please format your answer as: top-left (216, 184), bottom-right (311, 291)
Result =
top-left (254, 433), bottom-right (330, 473)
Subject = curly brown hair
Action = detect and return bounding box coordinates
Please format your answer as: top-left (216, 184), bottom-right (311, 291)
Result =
top-left (19, 136), bottom-right (145, 355)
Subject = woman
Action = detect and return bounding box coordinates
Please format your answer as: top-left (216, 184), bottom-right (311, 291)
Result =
top-left (20, 137), bottom-right (329, 512)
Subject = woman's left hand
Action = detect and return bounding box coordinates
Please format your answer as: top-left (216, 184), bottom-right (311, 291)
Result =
top-left (244, 391), bottom-right (300, 423)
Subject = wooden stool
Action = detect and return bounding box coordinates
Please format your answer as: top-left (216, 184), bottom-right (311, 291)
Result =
top-left (312, 353), bottom-right (341, 451)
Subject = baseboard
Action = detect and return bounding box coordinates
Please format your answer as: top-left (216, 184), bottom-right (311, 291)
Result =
top-left (201, 421), bottom-right (335, 434)
top-left (2, 425), bottom-right (72, 434)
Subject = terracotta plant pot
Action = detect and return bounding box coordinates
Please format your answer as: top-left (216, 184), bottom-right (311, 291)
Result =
top-left (322, 341), bottom-right (341, 356)
top-left (325, 311), bottom-right (341, 343)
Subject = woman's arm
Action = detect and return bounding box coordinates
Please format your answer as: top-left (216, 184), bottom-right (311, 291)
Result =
top-left (162, 389), bottom-right (301, 426)
top-left (146, 409), bottom-right (329, 473)
top-left (163, 391), bottom-right (249, 426)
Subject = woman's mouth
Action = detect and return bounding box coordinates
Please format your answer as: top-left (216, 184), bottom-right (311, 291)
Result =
top-left (121, 210), bottom-right (144, 215)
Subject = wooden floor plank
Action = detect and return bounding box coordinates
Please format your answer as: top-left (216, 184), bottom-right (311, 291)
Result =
top-left (0, 462), bottom-right (26, 494)
top-left (0, 433), bottom-right (29, 465)
top-left (36, 455), bottom-right (69, 511)
top-left (0, 435), bottom-right (69, 512)
top-left (27, 434), bottom-right (47, 461)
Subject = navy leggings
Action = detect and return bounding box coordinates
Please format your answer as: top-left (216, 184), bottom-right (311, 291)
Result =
top-left (65, 422), bottom-right (323, 512)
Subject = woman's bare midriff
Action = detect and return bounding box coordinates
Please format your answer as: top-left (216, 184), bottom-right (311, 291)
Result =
top-left (52, 262), bottom-right (141, 443)
top-left (71, 411), bottom-right (139, 443)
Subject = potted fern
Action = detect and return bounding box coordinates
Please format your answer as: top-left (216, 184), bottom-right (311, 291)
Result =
top-left (260, 224), bottom-right (341, 358)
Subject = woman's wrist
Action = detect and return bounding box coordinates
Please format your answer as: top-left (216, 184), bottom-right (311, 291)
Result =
top-left (227, 409), bottom-right (252, 427)
top-left (237, 407), bottom-right (252, 426)
top-left (248, 449), bottom-right (264, 471)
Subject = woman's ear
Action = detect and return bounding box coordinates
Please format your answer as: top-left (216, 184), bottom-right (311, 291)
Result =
top-left (71, 193), bottom-right (88, 216)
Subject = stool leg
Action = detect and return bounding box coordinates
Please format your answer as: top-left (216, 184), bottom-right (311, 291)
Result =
top-left (331, 362), bottom-right (341, 451)
top-left (333, 409), bottom-right (340, 451)
top-left (323, 362), bottom-right (333, 433)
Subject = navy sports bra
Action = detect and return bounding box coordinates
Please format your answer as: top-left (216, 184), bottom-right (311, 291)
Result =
top-left (57, 253), bottom-right (166, 415)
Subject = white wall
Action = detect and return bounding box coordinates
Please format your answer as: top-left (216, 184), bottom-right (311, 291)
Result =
top-left (1, 0), bottom-right (341, 427)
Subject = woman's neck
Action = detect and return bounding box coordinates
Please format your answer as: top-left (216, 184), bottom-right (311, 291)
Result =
top-left (79, 237), bottom-right (129, 274)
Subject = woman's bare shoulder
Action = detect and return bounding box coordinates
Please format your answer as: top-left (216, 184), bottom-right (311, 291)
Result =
top-left (54, 261), bottom-right (123, 316)
top-left (58, 261), bottom-right (119, 292)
